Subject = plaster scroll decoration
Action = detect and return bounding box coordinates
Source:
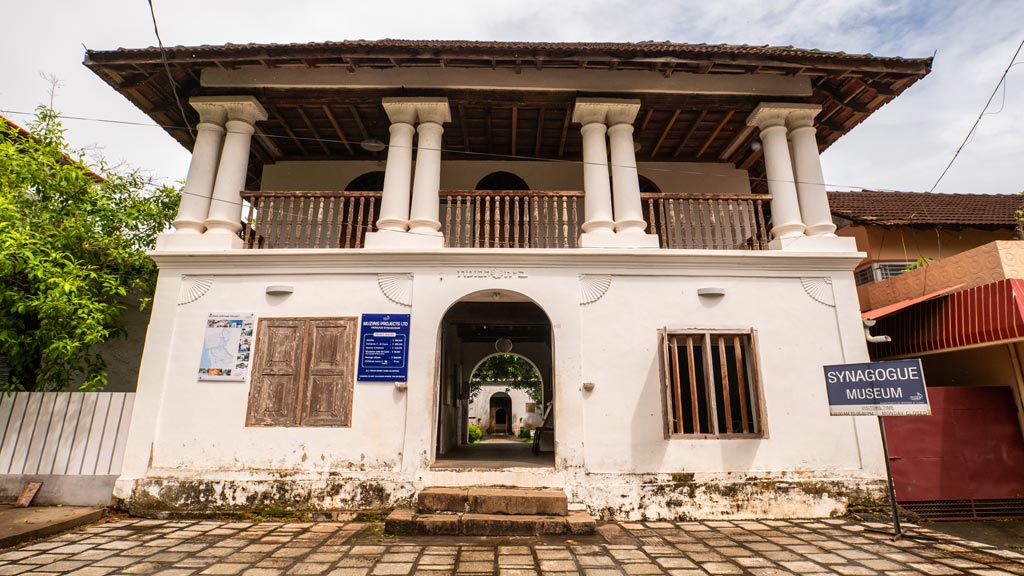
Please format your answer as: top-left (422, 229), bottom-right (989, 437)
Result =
top-left (178, 276), bottom-right (214, 306)
top-left (579, 274), bottom-right (612, 305)
top-left (378, 273), bottom-right (414, 307)
top-left (800, 277), bottom-right (835, 308)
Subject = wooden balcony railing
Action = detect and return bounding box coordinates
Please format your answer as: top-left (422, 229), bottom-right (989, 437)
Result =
top-left (240, 190), bottom-right (770, 250)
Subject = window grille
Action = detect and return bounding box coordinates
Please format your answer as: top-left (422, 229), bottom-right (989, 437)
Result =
top-left (659, 330), bottom-right (764, 438)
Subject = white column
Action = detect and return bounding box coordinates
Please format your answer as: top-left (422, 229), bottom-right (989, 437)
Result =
top-left (204, 97), bottom-right (268, 241)
top-left (747, 104), bottom-right (805, 240)
top-left (171, 98), bottom-right (227, 234)
top-left (408, 120), bottom-right (445, 235)
top-left (787, 106), bottom-right (837, 236)
top-left (376, 121), bottom-right (416, 232)
top-left (608, 122), bottom-right (646, 236)
top-left (572, 100), bottom-right (615, 237)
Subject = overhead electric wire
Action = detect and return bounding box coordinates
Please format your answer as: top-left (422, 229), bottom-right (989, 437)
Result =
top-left (929, 37), bottom-right (1024, 193)
top-left (146, 0), bottom-right (194, 140)
top-left (0, 108), bottom-right (918, 195)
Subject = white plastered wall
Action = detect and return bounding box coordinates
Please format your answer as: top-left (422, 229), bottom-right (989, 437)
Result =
top-left (260, 160), bottom-right (750, 195)
top-left (116, 250), bottom-right (885, 517)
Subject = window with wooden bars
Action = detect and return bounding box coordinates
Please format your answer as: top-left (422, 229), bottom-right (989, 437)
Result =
top-left (659, 329), bottom-right (765, 438)
top-left (246, 317), bottom-right (356, 427)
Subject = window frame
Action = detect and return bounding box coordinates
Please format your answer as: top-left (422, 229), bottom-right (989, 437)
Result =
top-left (658, 328), bottom-right (768, 440)
top-left (245, 316), bottom-right (358, 428)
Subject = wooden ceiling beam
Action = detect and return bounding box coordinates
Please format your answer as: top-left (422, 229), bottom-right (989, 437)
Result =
top-left (650, 109), bottom-right (681, 158)
top-left (295, 106), bottom-right (331, 155)
top-left (348, 105), bottom-right (370, 140)
top-left (457, 104), bottom-right (470, 152)
top-left (269, 109), bottom-right (308, 155)
top-left (739, 147), bottom-right (762, 171)
top-left (672, 110), bottom-right (706, 158)
top-left (511, 106), bottom-right (518, 155)
top-left (639, 109), bottom-right (654, 131)
top-left (253, 126), bottom-right (283, 159)
top-left (486, 108), bottom-right (494, 155)
top-left (696, 110), bottom-right (735, 158)
top-left (321, 105), bottom-right (354, 155)
top-left (534, 107), bottom-right (545, 157)
top-left (558, 104), bottom-right (571, 158)
top-left (719, 124), bottom-right (755, 161)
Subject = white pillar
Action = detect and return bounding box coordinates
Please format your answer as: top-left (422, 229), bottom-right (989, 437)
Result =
top-left (787, 106), bottom-right (837, 236)
top-left (408, 120), bottom-right (445, 236)
top-left (747, 104), bottom-right (805, 240)
top-left (579, 123), bottom-right (614, 235)
top-left (608, 123), bottom-right (646, 236)
top-left (376, 121), bottom-right (416, 232)
top-left (172, 98), bottom-right (227, 234)
top-left (366, 98), bottom-right (450, 249)
top-left (204, 97), bottom-right (267, 242)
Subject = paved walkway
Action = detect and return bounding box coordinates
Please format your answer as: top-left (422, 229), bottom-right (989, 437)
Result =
top-left (1, 517), bottom-right (1023, 575)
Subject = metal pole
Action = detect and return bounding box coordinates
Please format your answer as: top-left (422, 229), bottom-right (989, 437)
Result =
top-left (877, 416), bottom-right (903, 539)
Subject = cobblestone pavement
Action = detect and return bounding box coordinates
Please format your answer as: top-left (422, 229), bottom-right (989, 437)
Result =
top-left (1, 517), bottom-right (1022, 576)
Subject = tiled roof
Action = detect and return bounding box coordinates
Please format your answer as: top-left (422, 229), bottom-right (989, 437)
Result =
top-left (90, 39), bottom-right (931, 70)
top-left (828, 190), bottom-right (1023, 227)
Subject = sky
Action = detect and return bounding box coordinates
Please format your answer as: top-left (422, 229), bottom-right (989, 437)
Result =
top-left (1, 0), bottom-right (1022, 195)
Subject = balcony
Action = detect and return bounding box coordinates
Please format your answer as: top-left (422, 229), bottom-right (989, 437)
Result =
top-left (240, 190), bottom-right (771, 250)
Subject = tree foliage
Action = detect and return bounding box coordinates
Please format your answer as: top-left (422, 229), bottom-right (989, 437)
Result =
top-left (469, 353), bottom-right (543, 403)
top-left (0, 107), bottom-right (179, 391)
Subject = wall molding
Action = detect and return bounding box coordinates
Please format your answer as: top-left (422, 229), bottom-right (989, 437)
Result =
top-left (178, 276), bottom-right (213, 305)
top-left (579, 275), bottom-right (612, 305)
top-left (378, 273), bottom-right (414, 307)
top-left (800, 277), bottom-right (836, 308)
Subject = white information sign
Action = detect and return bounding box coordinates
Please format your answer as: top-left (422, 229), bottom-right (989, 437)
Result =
top-left (198, 312), bottom-right (254, 381)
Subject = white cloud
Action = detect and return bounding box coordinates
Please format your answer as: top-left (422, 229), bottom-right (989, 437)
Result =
top-left (1, 0), bottom-right (1021, 193)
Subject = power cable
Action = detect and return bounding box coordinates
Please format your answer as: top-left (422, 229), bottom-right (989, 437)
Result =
top-left (0, 108), bottom-right (930, 195)
top-left (145, 0), bottom-right (194, 140)
top-left (929, 37), bottom-right (1024, 193)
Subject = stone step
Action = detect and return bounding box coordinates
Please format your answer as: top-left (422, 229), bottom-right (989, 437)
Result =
top-left (417, 487), bottom-right (569, 516)
top-left (385, 508), bottom-right (596, 536)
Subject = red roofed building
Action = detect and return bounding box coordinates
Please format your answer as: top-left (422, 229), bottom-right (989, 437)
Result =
top-left (831, 190), bottom-right (1024, 519)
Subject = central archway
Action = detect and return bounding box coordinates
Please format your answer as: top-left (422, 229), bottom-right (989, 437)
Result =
top-left (433, 289), bottom-right (554, 469)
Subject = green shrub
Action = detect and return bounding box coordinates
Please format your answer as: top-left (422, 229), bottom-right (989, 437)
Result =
top-left (468, 424), bottom-right (483, 444)
top-left (519, 428), bottom-right (533, 442)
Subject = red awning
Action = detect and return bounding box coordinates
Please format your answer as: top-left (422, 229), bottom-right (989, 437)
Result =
top-left (862, 284), bottom-right (966, 322)
top-left (869, 278), bottom-right (1024, 358)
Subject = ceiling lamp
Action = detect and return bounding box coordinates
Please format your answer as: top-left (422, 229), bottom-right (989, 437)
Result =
top-left (360, 138), bottom-right (386, 152)
top-left (495, 338), bottom-right (513, 353)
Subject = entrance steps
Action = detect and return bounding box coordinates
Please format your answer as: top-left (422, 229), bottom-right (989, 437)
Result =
top-left (385, 487), bottom-right (596, 536)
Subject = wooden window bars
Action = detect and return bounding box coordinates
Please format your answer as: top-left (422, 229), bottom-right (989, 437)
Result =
top-left (659, 329), bottom-right (766, 438)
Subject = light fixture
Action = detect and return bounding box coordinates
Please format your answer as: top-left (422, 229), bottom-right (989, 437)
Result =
top-left (633, 141), bottom-right (642, 153)
top-left (495, 338), bottom-right (513, 353)
top-left (266, 285), bottom-right (294, 296)
top-left (360, 138), bottom-right (386, 152)
top-left (697, 287), bottom-right (726, 297)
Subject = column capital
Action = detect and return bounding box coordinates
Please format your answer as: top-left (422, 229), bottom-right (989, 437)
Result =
top-left (190, 96), bottom-right (267, 125)
top-left (572, 98), bottom-right (641, 125)
top-left (785, 105), bottom-right (823, 131)
top-left (746, 102), bottom-right (820, 130)
top-left (382, 97), bottom-right (452, 124)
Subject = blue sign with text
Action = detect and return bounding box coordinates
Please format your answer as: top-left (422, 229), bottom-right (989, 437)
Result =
top-left (823, 359), bottom-right (930, 416)
top-left (357, 314), bottom-right (411, 382)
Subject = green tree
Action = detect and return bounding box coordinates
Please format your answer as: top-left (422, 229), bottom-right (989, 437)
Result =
top-left (0, 107), bottom-right (178, 391)
top-left (469, 354), bottom-right (543, 404)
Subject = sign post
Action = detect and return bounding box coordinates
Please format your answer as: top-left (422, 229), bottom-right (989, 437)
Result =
top-left (357, 314), bottom-right (411, 383)
top-left (823, 359), bottom-right (931, 540)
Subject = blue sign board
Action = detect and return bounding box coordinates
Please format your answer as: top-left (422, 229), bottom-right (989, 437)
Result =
top-left (357, 314), bottom-right (411, 382)
top-left (823, 359), bottom-right (931, 416)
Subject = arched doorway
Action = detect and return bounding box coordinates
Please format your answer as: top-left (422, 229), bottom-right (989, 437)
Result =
top-left (488, 393), bottom-right (512, 435)
top-left (433, 290), bottom-right (554, 469)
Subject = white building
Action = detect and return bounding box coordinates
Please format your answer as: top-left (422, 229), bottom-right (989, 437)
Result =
top-left (85, 39), bottom-right (932, 519)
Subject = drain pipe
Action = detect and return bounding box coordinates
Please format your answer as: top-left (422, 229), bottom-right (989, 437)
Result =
top-left (863, 319), bottom-right (891, 344)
